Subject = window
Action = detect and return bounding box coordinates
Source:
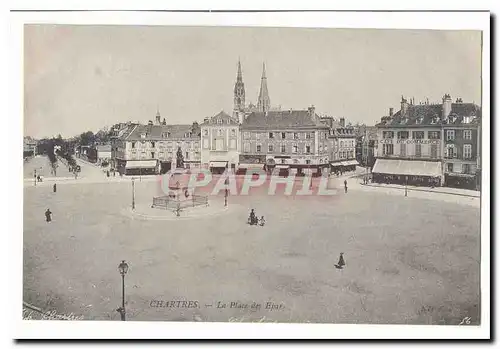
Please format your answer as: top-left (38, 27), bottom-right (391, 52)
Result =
top-left (397, 131), bottom-right (409, 139)
top-left (244, 132), bottom-right (250, 139)
top-left (293, 159), bottom-right (299, 164)
top-left (319, 145), bottom-right (323, 152)
top-left (412, 131), bottom-right (425, 139)
top-left (151, 152), bottom-right (155, 158)
top-left (151, 142), bottom-right (155, 148)
top-left (131, 142), bottom-right (136, 149)
top-left (293, 133), bottom-right (299, 140)
top-left (256, 133), bottom-right (261, 140)
top-left (256, 144), bottom-right (262, 152)
top-left (462, 164), bottom-right (471, 174)
top-left (231, 129), bottom-right (236, 137)
top-left (281, 144), bottom-right (286, 153)
top-left (203, 129), bottom-right (209, 136)
top-left (463, 144), bottom-right (472, 159)
top-left (447, 163), bottom-right (454, 172)
top-left (428, 131), bottom-right (440, 139)
top-left (305, 145), bottom-right (311, 153)
top-left (281, 159), bottom-right (286, 164)
top-left (217, 129), bottom-right (223, 137)
top-left (400, 143), bottom-right (406, 157)
top-left (324, 144), bottom-right (328, 152)
top-left (446, 130), bottom-right (455, 141)
top-left (217, 119), bottom-right (222, 124)
top-left (140, 133), bottom-right (146, 139)
top-left (431, 144), bottom-right (438, 159)
top-left (340, 141), bottom-right (344, 148)
top-left (383, 144), bottom-right (394, 156)
top-left (306, 160), bottom-right (311, 165)
top-left (306, 133), bottom-right (311, 140)
top-left (215, 139), bottom-right (223, 151)
top-left (463, 130), bottom-right (472, 140)
top-left (244, 143), bottom-right (250, 152)
top-left (415, 144), bottom-right (422, 157)
top-left (382, 131), bottom-right (394, 139)
top-left (281, 132), bottom-right (286, 139)
top-left (269, 132), bottom-right (274, 139)
top-left (268, 144), bottom-right (274, 152)
top-left (446, 145), bottom-right (457, 158)
top-left (292, 145), bottom-right (298, 153)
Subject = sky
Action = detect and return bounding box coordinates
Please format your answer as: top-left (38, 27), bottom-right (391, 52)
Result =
top-left (24, 25), bottom-right (482, 139)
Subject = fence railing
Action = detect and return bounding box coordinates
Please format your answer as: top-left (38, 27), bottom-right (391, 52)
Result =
top-left (152, 195), bottom-right (209, 211)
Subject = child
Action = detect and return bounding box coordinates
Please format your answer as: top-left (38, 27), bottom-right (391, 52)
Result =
top-left (259, 216), bottom-right (266, 226)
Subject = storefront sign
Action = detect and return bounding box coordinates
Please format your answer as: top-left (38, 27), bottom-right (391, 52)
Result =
top-left (379, 139), bottom-right (440, 145)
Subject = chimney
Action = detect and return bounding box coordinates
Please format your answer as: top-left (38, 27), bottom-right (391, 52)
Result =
top-left (155, 111), bottom-right (161, 125)
top-left (340, 117), bottom-right (345, 127)
top-left (389, 107), bottom-right (394, 116)
top-left (162, 118), bottom-right (166, 125)
top-left (308, 105), bottom-right (316, 116)
top-left (400, 95), bottom-right (409, 116)
top-left (442, 93), bottom-right (452, 119)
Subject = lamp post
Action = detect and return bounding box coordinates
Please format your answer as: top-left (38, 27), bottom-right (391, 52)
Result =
top-left (132, 178), bottom-right (135, 210)
top-left (117, 260), bottom-right (129, 321)
top-left (405, 175), bottom-right (408, 197)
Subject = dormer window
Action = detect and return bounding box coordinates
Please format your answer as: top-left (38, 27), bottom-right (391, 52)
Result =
top-left (217, 119), bottom-right (223, 124)
top-left (463, 116), bottom-right (471, 124)
top-left (140, 133), bottom-right (146, 139)
top-left (416, 116), bottom-right (424, 125)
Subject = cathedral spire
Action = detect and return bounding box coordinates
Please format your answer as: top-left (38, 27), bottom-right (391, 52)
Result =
top-left (257, 62), bottom-right (271, 113)
top-left (233, 58), bottom-right (245, 113)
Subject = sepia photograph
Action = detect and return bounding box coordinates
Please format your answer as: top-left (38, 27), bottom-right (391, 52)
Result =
top-left (12, 9), bottom-right (490, 340)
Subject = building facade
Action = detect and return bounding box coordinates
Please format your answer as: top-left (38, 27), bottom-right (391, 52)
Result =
top-left (373, 95), bottom-right (481, 188)
top-left (112, 112), bottom-right (201, 175)
top-left (239, 106), bottom-right (331, 176)
top-left (200, 111), bottom-right (241, 174)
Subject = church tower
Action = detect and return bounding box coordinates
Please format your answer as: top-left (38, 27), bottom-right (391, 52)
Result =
top-left (233, 59), bottom-right (246, 114)
top-left (257, 62), bottom-right (271, 113)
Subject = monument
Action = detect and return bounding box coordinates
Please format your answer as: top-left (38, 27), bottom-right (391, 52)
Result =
top-left (151, 147), bottom-right (209, 216)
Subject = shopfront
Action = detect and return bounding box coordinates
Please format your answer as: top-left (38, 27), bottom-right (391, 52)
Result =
top-left (372, 159), bottom-right (442, 187)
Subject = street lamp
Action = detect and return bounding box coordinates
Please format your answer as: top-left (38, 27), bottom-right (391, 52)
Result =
top-left (131, 178), bottom-right (135, 210)
top-left (117, 260), bottom-right (129, 321)
top-left (405, 175), bottom-right (408, 197)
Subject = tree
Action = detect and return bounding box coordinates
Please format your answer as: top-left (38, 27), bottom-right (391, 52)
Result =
top-left (79, 131), bottom-right (95, 146)
top-left (176, 146), bottom-right (184, 169)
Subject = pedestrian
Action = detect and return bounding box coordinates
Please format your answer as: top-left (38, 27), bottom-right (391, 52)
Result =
top-left (344, 180), bottom-right (348, 193)
top-left (336, 252), bottom-right (346, 269)
top-left (53, 183), bottom-right (57, 193)
top-left (45, 208), bottom-right (52, 223)
top-left (259, 216), bottom-right (266, 227)
top-left (249, 209), bottom-right (257, 225)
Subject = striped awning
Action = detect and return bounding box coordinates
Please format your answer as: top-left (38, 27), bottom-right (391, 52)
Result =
top-left (209, 161), bottom-right (228, 168)
top-left (372, 159), bottom-right (442, 177)
top-left (125, 160), bottom-right (157, 169)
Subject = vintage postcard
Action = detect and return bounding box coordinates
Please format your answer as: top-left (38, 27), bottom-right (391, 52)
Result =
top-left (13, 9), bottom-right (490, 340)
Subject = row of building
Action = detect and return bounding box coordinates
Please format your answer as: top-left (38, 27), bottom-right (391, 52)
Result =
top-left (109, 61), bottom-right (358, 177)
top-left (106, 60), bottom-right (481, 189)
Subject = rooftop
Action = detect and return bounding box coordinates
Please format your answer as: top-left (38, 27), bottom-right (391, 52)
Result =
top-left (241, 109), bottom-right (329, 130)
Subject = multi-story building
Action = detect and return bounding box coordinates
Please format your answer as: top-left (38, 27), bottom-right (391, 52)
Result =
top-left (373, 95), bottom-right (481, 188)
top-left (23, 136), bottom-right (37, 158)
top-left (239, 106), bottom-right (331, 176)
top-left (200, 111), bottom-right (241, 174)
top-left (441, 96), bottom-right (482, 189)
top-left (320, 117), bottom-right (358, 173)
top-left (112, 111), bottom-right (201, 175)
top-left (354, 125), bottom-right (378, 168)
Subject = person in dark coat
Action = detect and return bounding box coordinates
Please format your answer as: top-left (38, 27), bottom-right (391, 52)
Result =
top-left (45, 209), bottom-right (52, 223)
top-left (53, 183), bottom-right (57, 193)
top-left (336, 252), bottom-right (346, 269)
top-left (344, 180), bottom-right (348, 193)
top-left (259, 216), bottom-right (266, 226)
top-left (249, 209), bottom-right (256, 225)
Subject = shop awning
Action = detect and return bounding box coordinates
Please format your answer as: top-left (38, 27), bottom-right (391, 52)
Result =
top-left (344, 160), bottom-right (359, 166)
top-left (372, 159), bottom-right (442, 177)
top-left (125, 160), bottom-right (157, 169)
top-left (209, 161), bottom-right (228, 168)
top-left (330, 161), bottom-right (344, 167)
top-left (275, 165), bottom-right (290, 169)
top-left (239, 163), bottom-right (264, 169)
top-left (446, 172), bottom-right (476, 178)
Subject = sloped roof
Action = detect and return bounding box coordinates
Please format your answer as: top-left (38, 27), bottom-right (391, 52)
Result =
top-left (96, 145), bottom-right (112, 152)
top-left (377, 103), bottom-right (481, 127)
top-left (201, 111), bottom-right (239, 126)
top-left (125, 124), bottom-right (201, 141)
top-left (241, 110), bottom-right (330, 130)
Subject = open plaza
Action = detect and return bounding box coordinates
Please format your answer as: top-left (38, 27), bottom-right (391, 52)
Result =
top-left (23, 156), bottom-right (481, 324)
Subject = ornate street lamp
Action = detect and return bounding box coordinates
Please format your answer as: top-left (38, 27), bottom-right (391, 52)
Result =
top-left (117, 260), bottom-right (129, 321)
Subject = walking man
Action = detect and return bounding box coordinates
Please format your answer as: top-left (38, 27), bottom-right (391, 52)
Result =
top-left (53, 183), bottom-right (57, 193)
top-left (45, 208), bottom-right (52, 223)
top-left (344, 180), bottom-right (348, 193)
